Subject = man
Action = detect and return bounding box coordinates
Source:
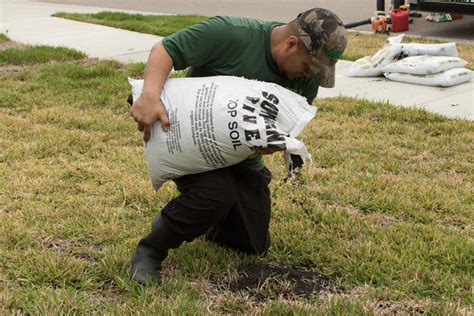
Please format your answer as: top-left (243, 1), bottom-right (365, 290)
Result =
top-left (130, 7), bottom-right (347, 284)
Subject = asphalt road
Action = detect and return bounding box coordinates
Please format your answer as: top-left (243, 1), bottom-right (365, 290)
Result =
top-left (35, 0), bottom-right (473, 43)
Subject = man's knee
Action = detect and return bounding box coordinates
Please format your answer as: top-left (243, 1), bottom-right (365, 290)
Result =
top-left (177, 168), bottom-right (237, 213)
top-left (162, 168), bottom-right (237, 240)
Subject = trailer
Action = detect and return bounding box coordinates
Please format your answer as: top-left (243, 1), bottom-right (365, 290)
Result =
top-left (378, 0), bottom-right (474, 15)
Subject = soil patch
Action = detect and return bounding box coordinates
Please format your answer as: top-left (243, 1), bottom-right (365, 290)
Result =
top-left (222, 263), bottom-right (341, 302)
top-left (0, 40), bottom-right (28, 51)
top-left (0, 58), bottom-right (105, 75)
top-left (368, 300), bottom-right (430, 314)
top-left (42, 236), bottom-right (102, 263)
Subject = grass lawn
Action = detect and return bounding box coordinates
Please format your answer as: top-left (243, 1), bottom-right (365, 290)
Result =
top-left (1, 31), bottom-right (473, 314)
top-left (53, 11), bottom-right (208, 37)
top-left (0, 33), bottom-right (10, 41)
top-left (53, 11), bottom-right (474, 70)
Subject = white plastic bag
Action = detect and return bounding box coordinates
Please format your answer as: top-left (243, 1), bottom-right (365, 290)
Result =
top-left (401, 42), bottom-right (458, 58)
top-left (347, 35), bottom-right (404, 77)
top-left (347, 45), bottom-right (403, 77)
top-left (384, 68), bottom-right (473, 87)
top-left (347, 56), bottom-right (383, 77)
top-left (381, 55), bottom-right (468, 75)
top-left (129, 76), bottom-right (317, 190)
top-left (371, 39), bottom-right (405, 69)
top-left (346, 34), bottom-right (461, 78)
top-left (388, 34), bottom-right (405, 45)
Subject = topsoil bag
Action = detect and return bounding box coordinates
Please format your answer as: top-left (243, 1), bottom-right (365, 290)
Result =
top-left (384, 68), bottom-right (473, 87)
top-left (129, 76), bottom-right (317, 190)
top-left (381, 55), bottom-right (467, 75)
top-left (347, 34), bottom-right (460, 78)
top-left (347, 35), bottom-right (404, 77)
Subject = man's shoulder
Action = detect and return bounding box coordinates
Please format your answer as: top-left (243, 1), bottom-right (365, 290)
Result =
top-left (209, 16), bottom-right (278, 30)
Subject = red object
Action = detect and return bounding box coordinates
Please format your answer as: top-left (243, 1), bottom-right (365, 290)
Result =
top-left (371, 16), bottom-right (390, 34)
top-left (391, 9), bottom-right (409, 32)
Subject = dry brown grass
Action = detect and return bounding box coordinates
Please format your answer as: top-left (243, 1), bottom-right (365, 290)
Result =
top-left (1, 34), bottom-right (473, 314)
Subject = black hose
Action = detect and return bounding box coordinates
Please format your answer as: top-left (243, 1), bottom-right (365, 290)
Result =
top-left (344, 18), bottom-right (371, 29)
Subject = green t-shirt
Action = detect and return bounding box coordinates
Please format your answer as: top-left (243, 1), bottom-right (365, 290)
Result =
top-left (162, 16), bottom-right (318, 170)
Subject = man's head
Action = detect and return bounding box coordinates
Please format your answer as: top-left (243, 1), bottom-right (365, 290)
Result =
top-left (272, 8), bottom-right (347, 88)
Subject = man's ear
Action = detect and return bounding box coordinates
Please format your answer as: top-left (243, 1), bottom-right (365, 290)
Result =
top-left (285, 35), bottom-right (299, 52)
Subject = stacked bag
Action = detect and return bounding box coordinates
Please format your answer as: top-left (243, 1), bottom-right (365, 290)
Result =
top-left (347, 34), bottom-right (472, 87)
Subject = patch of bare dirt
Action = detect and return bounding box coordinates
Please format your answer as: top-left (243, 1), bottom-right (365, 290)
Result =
top-left (375, 214), bottom-right (400, 227)
top-left (438, 219), bottom-right (471, 232)
top-left (319, 286), bottom-right (447, 315)
top-left (0, 64), bottom-right (32, 75)
top-left (220, 263), bottom-right (342, 302)
top-left (83, 290), bottom-right (121, 305)
top-left (318, 283), bottom-right (372, 303)
top-left (332, 203), bottom-right (362, 216)
top-left (0, 57), bottom-right (108, 75)
top-left (367, 299), bottom-right (433, 315)
top-left (75, 58), bottom-right (102, 68)
top-left (42, 236), bottom-right (102, 262)
top-left (0, 40), bottom-right (28, 51)
top-left (0, 41), bottom-right (28, 75)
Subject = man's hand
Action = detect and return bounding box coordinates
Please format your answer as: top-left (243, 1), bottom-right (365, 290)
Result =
top-left (255, 147), bottom-right (284, 155)
top-left (129, 41), bottom-right (174, 142)
top-left (248, 146), bottom-right (284, 159)
top-left (131, 91), bottom-right (170, 142)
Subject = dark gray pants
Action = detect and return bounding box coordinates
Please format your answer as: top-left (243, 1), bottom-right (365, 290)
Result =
top-left (161, 164), bottom-right (272, 255)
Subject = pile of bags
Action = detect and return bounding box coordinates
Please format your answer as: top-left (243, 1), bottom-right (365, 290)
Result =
top-left (129, 76), bottom-right (316, 191)
top-left (347, 34), bottom-right (472, 87)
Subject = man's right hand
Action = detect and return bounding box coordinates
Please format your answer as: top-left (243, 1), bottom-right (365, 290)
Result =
top-left (131, 91), bottom-right (170, 142)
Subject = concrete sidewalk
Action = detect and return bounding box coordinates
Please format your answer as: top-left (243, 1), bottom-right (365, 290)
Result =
top-left (1, 0), bottom-right (164, 62)
top-left (318, 61), bottom-right (473, 120)
top-left (1, 0), bottom-right (473, 120)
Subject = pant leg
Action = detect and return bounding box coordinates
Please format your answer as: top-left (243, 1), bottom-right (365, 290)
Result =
top-left (206, 165), bottom-right (272, 255)
top-left (161, 167), bottom-right (237, 242)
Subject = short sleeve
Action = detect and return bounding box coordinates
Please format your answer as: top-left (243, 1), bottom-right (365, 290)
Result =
top-left (162, 17), bottom-right (232, 70)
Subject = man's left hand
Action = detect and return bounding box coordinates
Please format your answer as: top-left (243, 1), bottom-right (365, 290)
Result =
top-left (248, 147), bottom-right (284, 158)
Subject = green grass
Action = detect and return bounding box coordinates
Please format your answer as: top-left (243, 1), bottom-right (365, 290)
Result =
top-left (51, 11), bottom-right (474, 70)
top-left (53, 11), bottom-right (208, 37)
top-left (0, 45), bottom-right (87, 65)
top-left (0, 33), bottom-right (10, 42)
top-left (1, 43), bottom-right (473, 314)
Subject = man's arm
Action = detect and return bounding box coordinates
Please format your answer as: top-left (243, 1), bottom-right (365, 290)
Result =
top-left (131, 41), bottom-right (174, 142)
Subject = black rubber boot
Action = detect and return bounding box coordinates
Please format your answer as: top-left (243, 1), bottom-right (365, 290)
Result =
top-left (130, 215), bottom-right (184, 285)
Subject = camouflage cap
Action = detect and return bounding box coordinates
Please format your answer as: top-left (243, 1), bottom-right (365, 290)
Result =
top-left (297, 8), bottom-right (347, 88)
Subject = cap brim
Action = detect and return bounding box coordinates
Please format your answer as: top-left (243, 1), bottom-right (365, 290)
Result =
top-left (309, 55), bottom-right (336, 88)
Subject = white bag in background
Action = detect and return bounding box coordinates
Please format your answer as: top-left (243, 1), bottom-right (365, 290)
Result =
top-left (401, 42), bottom-right (458, 58)
top-left (388, 34), bottom-right (405, 45)
top-left (347, 56), bottom-right (383, 77)
top-left (347, 35), bottom-right (404, 77)
top-left (346, 33), bottom-right (461, 78)
top-left (384, 68), bottom-right (473, 87)
top-left (381, 56), bottom-right (468, 75)
top-left (347, 45), bottom-right (404, 78)
top-left (129, 76), bottom-right (317, 190)
top-left (370, 43), bottom-right (404, 70)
